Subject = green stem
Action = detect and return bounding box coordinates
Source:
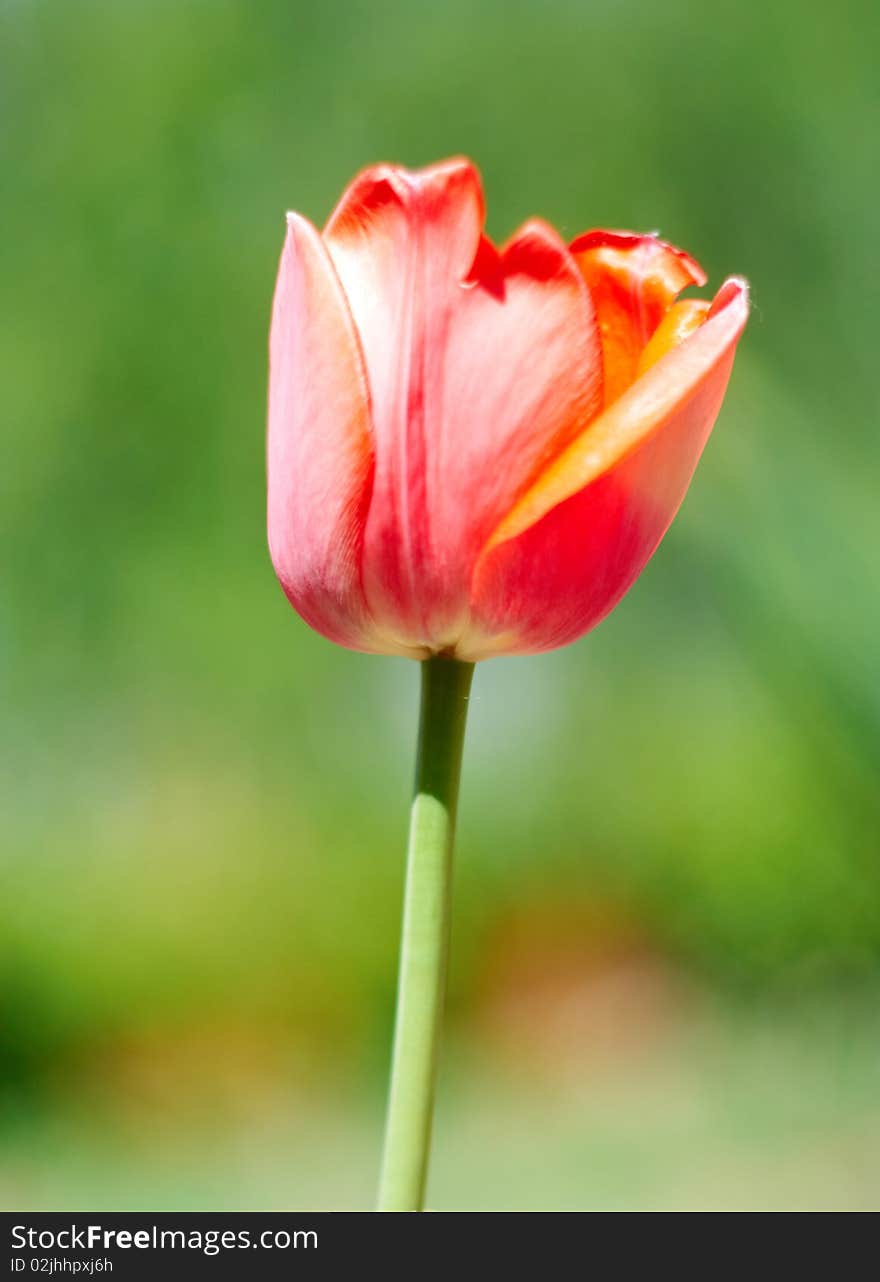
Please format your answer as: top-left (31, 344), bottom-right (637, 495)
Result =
top-left (377, 655), bottom-right (475, 1212)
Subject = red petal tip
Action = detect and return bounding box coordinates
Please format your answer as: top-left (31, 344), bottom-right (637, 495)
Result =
top-left (569, 228), bottom-right (707, 288)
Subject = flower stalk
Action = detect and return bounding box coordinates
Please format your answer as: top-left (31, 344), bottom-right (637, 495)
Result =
top-left (378, 656), bottom-right (475, 1212)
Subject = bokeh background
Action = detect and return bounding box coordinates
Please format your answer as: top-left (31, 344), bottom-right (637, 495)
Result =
top-left (2, 0), bottom-right (878, 1211)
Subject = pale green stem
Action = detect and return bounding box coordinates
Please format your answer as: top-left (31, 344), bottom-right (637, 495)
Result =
top-left (377, 655), bottom-right (475, 1212)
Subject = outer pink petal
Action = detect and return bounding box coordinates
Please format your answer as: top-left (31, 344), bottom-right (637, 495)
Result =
top-left (324, 159), bottom-right (603, 652)
top-left (267, 214), bottom-right (382, 653)
top-left (465, 278), bottom-right (749, 659)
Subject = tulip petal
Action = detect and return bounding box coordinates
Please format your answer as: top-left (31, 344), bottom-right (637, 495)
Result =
top-left (571, 230), bottom-right (707, 405)
top-left (636, 298), bottom-right (711, 377)
top-left (466, 277), bottom-right (749, 658)
top-left (267, 214), bottom-right (382, 652)
top-left (325, 160), bottom-right (603, 651)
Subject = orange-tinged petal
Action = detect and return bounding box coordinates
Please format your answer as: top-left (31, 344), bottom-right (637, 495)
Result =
top-left (637, 298), bottom-right (711, 376)
top-left (267, 214), bottom-right (385, 653)
top-left (464, 277), bottom-right (748, 658)
top-left (324, 160), bottom-right (603, 652)
top-left (571, 230), bottom-right (706, 405)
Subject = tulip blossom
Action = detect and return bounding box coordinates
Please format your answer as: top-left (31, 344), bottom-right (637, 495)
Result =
top-left (268, 157), bottom-right (747, 662)
top-left (266, 157), bottom-right (747, 1213)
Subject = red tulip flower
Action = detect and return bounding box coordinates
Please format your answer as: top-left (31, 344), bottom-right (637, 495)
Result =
top-left (268, 157), bottom-right (747, 661)
top-left (266, 158), bottom-right (748, 1213)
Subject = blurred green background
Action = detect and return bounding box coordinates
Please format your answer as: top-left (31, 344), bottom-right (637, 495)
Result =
top-left (2, 0), bottom-right (878, 1210)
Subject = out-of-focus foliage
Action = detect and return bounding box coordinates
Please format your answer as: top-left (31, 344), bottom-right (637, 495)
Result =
top-left (1, 0), bottom-right (877, 1209)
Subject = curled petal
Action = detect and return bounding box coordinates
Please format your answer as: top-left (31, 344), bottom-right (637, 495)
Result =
top-left (465, 277), bottom-right (749, 658)
top-left (267, 214), bottom-right (382, 652)
top-left (571, 229), bottom-right (706, 405)
top-left (325, 160), bottom-right (603, 651)
top-left (637, 298), bottom-right (711, 377)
